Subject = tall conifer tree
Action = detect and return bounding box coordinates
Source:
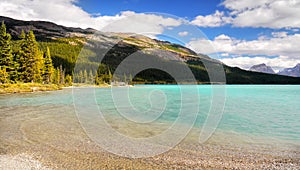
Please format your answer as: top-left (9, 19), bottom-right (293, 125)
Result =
top-left (16, 30), bottom-right (27, 81)
top-left (19, 31), bottom-right (43, 82)
top-left (43, 47), bottom-right (54, 83)
top-left (0, 21), bottom-right (13, 82)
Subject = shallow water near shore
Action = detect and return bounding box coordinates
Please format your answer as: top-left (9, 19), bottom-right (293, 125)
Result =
top-left (0, 85), bottom-right (299, 169)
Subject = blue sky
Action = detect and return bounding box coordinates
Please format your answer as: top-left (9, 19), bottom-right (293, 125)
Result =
top-left (0, 0), bottom-right (300, 71)
top-left (75, 0), bottom-right (261, 40)
top-left (74, 0), bottom-right (298, 40)
top-left (75, 0), bottom-right (223, 18)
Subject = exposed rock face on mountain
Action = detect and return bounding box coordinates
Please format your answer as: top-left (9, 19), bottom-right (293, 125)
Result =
top-left (0, 16), bottom-right (211, 59)
top-left (0, 16), bottom-right (96, 40)
top-left (278, 64), bottom-right (300, 77)
top-left (249, 63), bottom-right (275, 74)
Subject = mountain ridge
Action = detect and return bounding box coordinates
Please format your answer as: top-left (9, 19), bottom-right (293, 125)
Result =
top-left (1, 15), bottom-right (300, 84)
top-left (249, 63), bottom-right (300, 78)
top-left (0, 16), bottom-right (96, 40)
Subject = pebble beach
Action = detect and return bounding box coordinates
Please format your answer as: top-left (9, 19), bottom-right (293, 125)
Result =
top-left (0, 105), bottom-right (299, 169)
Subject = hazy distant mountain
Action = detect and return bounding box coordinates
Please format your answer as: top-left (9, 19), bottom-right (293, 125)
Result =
top-left (249, 63), bottom-right (275, 74)
top-left (278, 64), bottom-right (300, 77)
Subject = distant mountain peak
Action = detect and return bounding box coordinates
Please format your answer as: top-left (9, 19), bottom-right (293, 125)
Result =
top-left (278, 63), bottom-right (300, 77)
top-left (249, 63), bottom-right (275, 74)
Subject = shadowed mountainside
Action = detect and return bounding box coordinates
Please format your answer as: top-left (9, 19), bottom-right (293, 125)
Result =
top-left (1, 16), bottom-right (300, 84)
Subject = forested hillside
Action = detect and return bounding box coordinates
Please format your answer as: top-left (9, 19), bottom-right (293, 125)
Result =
top-left (0, 22), bottom-right (72, 85)
top-left (1, 16), bottom-right (300, 85)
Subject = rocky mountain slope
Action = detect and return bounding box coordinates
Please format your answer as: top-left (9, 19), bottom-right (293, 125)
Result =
top-left (249, 63), bottom-right (275, 74)
top-left (0, 16), bottom-right (96, 40)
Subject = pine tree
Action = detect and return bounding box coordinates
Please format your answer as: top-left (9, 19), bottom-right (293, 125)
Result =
top-left (88, 70), bottom-right (94, 84)
top-left (123, 73), bottom-right (127, 83)
top-left (78, 70), bottom-right (83, 83)
top-left (108, 68), bottom-right (112, 83)
top-left (9, 56), bottom-right (19, 82)
top-left (59, 65), bottom-right (64, 84)
top-left (43, 47), bottom-right (54, 83)
top-left (19, 31), bottom-right (43, 83)
top-left (65, 74), bottom-right (72, 86)
top-left (16, 30), bottom-right (27, 82)
top-left (73, 71), bottom-right (78, 83)
top-left (0, 21), bottom-right (13, 83)
top-left (54, 68), bottom-right (60, 84)
top-left (0, 66), bottom-right (9, 84)
top-left (129, 74), bottom-right (133, 85)
top-left (95, 72), bottom-right (101, 85)
top-left (29, 31), bottom-right (44, 83)
top-left (83, 69), bottom-right (88, 84)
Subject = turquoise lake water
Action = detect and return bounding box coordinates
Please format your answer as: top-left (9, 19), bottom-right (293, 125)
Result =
top-left (1, 85), bottom-right (299, 146)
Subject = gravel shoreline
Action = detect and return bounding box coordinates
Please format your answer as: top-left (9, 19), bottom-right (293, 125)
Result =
top-left (1, 145), bottom-right (299, 170)
top-left (1, 104), bottom-right (299, 169)
top-left (0, 153), bottom-right (51, 170)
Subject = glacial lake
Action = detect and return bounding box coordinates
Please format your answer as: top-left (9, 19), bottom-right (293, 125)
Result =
top-left (0, 85), bottom-right (299, 168)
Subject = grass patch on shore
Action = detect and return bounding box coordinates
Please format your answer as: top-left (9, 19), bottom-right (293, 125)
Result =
top-left (71, 83), bottom-right (110, 88)
top-left (0, 83), bottom-right (62, 94)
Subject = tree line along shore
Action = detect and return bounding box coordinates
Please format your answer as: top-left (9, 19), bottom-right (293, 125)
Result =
top-left (0, 22), bottom-right (114, 93)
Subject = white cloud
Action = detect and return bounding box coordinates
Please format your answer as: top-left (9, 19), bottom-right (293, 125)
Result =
top-left (190, 0), bottom-right (300, 29)
top-left (2, 0), bottom-right (299, 33)
top-left (290, 28), bottom-right (299, 32)
top-left (191, 10), bottom-right (232, 27)
top-left (223, 0), bottom-right (300, 29)
top-left (186, 38), bottom-right (215, 54)
top-left (220, 53), bottom-right (229, 57)
top-left (0, 0), bottom-right (97, 28)
top-left (186, 34), bottom-right (236, 54)
top-left (187, 33), bottom-right (300, 71)
top-left (220, 56), bottom-right (300, 72)
top-left (178, 31), bottom-right (189, 36)
top-left (187, 33), bottom-right (300, 57)
top-left (101, 12), bottom-right (182, 36)
top-left (222, 0), bottom-right (271, 12)
top-left (0, 0), bottom-right (182, 36)
top-left (271, 31), bottom-right (288, 38)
